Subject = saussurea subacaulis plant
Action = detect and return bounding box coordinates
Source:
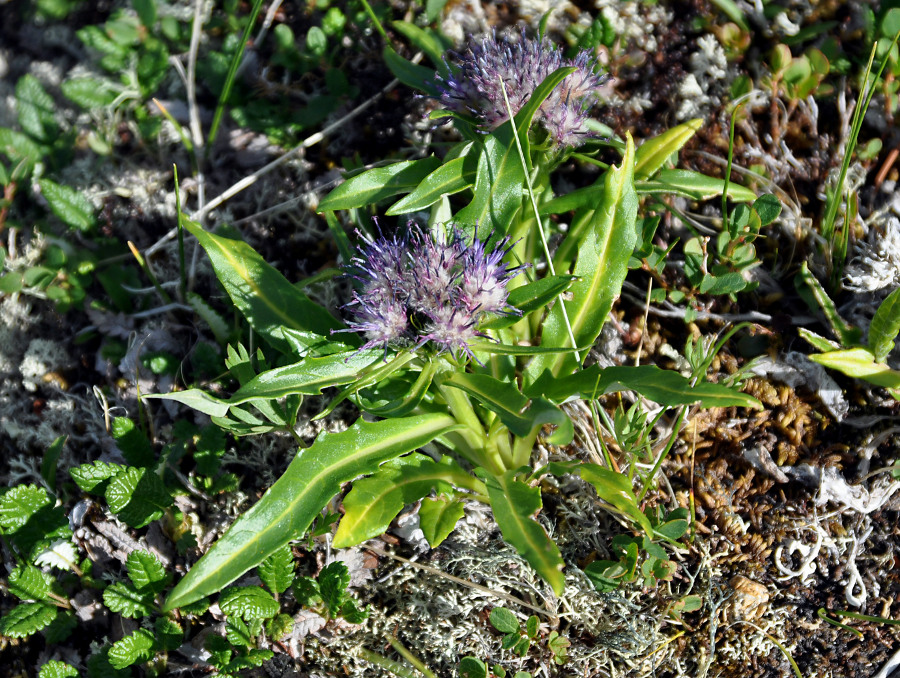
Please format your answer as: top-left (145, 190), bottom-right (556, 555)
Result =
top-left (153, 28), bottom-right (762, 612)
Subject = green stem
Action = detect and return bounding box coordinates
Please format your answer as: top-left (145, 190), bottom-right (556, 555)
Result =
top-left (511, 428), bottom-right (539, 469)
top-left (435, 378), bottom-right (500, 473)
top-left (638, 406), bottom-right (687, 502)
top-left (386, 636), bottom-right (437, 678)
top-left (357, 648), bottom-right (423, 678)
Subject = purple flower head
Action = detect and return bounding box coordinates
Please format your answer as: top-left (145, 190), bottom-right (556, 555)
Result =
top-left (435, 31), bottom-right (608, 148)
top-left (340, 221), bottom-right (524, 360)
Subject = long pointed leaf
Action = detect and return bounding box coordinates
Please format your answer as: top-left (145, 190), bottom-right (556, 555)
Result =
top-left (809, 348), bottom-right (900, 389)
top-left (183, 220), bottom-right (341, 355)
top-left (386, 155), bottom-right (474, 215)
top-left (318, 156), bottom-right (441, 212)
top-left (528, 363), bottom-right (762, 409)
top-left (479, 469), bottom-right (565, 595)
top-left (164, 414), bottom-right (458, 611)
top-left (633, 119), bottom-right (702, 179)
top-left (869, 286), bottom-right (900, 363)
top-left (524, 134), bottom-right (637, 385)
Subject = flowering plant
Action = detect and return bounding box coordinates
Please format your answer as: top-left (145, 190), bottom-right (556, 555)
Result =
top-left (155, 30), bottom-right (761, 611)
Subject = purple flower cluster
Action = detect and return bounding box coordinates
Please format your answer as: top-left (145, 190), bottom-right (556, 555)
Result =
top-left (343, 222), bottom-right (523, 360)
top-left (436, 32), bottom-right (607, 148)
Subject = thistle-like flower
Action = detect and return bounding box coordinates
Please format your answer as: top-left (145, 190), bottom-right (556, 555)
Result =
top-left (436, 31), bottom-right (607, 147)
top-left (342, 222), bottom-right (523, 360)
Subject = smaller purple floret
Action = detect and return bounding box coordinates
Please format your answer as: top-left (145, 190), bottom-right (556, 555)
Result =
top-left (435, 32), bottom-right (607, 148)
top-left (341, 222), bottom-right (524, 360)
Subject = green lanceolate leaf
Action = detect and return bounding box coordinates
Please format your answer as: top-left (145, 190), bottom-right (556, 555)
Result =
top-left (570, 462), bottom-right (652, 537)
top-left (529, 363), bottom-right (762, 410)
top-left (226, 350), bottom-right (381, 403)
top-left (480, 275), bottom-right (577, 330)
top-left (148, 349), bottom-right (386, 419)
top-left (334, 453), bottom-right (481, 547)
top-left (869, 287), bottom-right (900, 363)
top-left (164, 414), bottom-right (459, 611)
top-left (455, 67), bottom-right (576, 236)
top-left (181, 219), bottom-right (341, 355)
top-left (444, 372), bottom-right (573, 444)
top-left (809, 348), bottom-right (900, 390)
top-left (386, 155), bottom-right (474, 215)
top-left (795, 262), bottom-right (862, 347)
top-left (525, 134), bottom-right (638, 385)
top-left (633, 119), bottom-right (702, 180)
top-left (383, 46), bottom-right (440, 94)
top-left (479, 468), bottom-right (565, 595)
top-left (318, 156), bottom-right (441, 212)
top-left (635, 169), bottom-right (756, 202)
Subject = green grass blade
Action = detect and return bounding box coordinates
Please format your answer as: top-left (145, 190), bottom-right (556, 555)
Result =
top-left (208, 0), bottom-right (265, 147)
top-left (164, 414), bottom-right (458, 611)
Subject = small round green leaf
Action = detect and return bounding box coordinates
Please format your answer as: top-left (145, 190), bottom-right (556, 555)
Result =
top-left (489, 607), bottom-right (520, 634)
top-left (459, 656), bottom-right (488, 678)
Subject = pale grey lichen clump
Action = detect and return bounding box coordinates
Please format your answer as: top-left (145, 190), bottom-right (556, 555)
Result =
top-left (677, 34), bottom-right (729, 121)
top-left (844, 217), bottom-right (900, 293)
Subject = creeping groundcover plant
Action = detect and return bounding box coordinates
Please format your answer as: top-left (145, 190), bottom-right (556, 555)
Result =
top-left (153, 31), bottom-right (763, 611)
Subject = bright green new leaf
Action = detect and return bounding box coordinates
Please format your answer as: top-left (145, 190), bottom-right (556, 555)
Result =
top-left (69, 460), bottom-right (125, 493)
top-left (258, 544), bottom-right (295, 595)
top-left (334, 453), bottom-right (479, 547)
top-left (38, 660), bottom-right (79, 678)
top-left (526, 134), bottom-right (638, 384)
top-left (108, 628), bottom-right (156, 669)
top-left (126, 550), bottom-right (167, 593)
top-left (105, 467), bottom-right (171, 529)
top-left (164, 413), bottom-right (458, 611)
top-left (0, 127), bottom-right (44, 165)
top-left (633, 119), bottom-right (702, 179)
top-left (219, 586), bottom-right (279, 621)
top-left (318, 156), bottom-right (441, 212)
top-left (61, 77), bottom-right (118, 109)
top-left (479, 469), bottom-right (565, 595)
top-left (635, 169), bottom-right (757, 202)
top-left (8, 566), bottom-right (54, 602)
top-left (0, 484), bottom-right (50, 532)
top-left (103, 581), bottom-right (154, 619)
top-left (869, 286), bottom-right (900, 363)
top-left (419, 495), bottom-right (466, 546)
top-left (0, 602), bottom-right (57, 638)
top-left (387, 155), bottom-right (474, 215)
top-left (182, 219), bottom-right (341, 355)
top-left (39, 179), bottom-right (96, 231)
top-left (455, 67), bottom-right (576, 236)
top-left (809, 348), bottom-right (900, 390)
top-left (529, 363), bottom-right (762, 410)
